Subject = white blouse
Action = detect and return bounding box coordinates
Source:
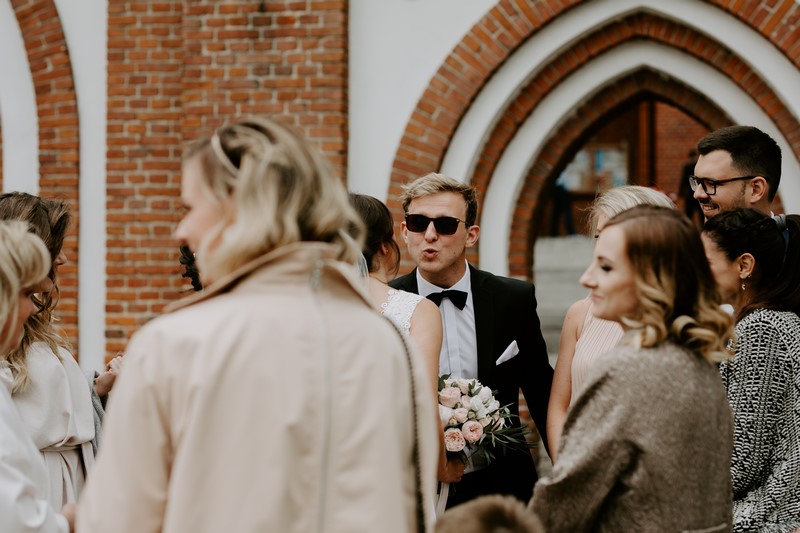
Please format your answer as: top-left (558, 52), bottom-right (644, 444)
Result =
top-left (12, 342), bottom-right (95, 509)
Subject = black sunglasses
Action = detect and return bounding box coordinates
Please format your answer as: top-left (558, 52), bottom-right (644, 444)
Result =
top-left (404, 214), bottom-right (466, 235)
top-left (688, 175), bottom-right (758, 196)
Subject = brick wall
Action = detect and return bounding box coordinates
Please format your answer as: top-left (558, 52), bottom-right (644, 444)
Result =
top-left (654, 103), bottom-right (710, 202)
top-left (104, 0), bottom-right (349, 354)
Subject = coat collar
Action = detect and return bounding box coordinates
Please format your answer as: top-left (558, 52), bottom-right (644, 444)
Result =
top-left (166, 242), bottom-right (372, 313)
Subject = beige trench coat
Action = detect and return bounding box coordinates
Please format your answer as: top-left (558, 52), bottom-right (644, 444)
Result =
top-left (78, 243), bottom-right (438, 533)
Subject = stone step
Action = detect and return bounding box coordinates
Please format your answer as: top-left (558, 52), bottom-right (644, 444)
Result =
top-left (533, 236), bottom-right (595, 364)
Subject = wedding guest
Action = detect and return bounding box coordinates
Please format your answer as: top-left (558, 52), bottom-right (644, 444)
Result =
top-left (0, 220), bottom-right (74, 533)
top-left (546, 185), bottom-right (675, 461)
top-left (78, 117), bottom-right (439, 532)
top-left (349, 193), bottom-right (465, 490)
top-left (702, 208), bottom-right (800, 530)
top-left (692, 125), bottom-right (780, 220)
top-left (390, 173), bottom-right (553, 507)
top-left (0, 193), bottom-right (122, 508)
top-left (532, 205), bottom-right (734, 530)
top-left (435, 495), bottom-right (543, 533)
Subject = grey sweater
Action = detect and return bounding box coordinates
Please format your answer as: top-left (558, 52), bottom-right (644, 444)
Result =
top-left (531, 341), bottom-right (733, 532)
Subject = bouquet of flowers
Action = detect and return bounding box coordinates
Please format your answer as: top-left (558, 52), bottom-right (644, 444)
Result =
top-left (437, 375), bottom-right (533, 466)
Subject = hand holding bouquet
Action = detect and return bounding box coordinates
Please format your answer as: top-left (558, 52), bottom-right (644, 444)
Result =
top-left (437, 375), bottom-right (533, 465)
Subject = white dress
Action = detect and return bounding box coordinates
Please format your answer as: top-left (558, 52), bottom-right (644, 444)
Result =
top-left (380, 288), bottom-right (425, 337)
top-left (12, 342), bottom-right (95, 509)
top-left (0, 363), bottom-right (69, 533)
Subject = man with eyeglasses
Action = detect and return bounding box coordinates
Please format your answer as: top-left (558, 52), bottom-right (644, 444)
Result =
top-left (692, 125), bottom-right (781, 220)
top-left (390, 173), bottom-right (553, 509)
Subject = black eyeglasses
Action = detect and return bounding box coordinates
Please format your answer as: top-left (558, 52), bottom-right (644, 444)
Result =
top-left (404, 214), bottom-right (466, 235)
top-left (688, 175), bottom-right (758, 196)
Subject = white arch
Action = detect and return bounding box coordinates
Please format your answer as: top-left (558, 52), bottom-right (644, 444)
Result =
top-left (0, 1), bottom-right (39, 193)
top-left (435, 0), bottom-right (800, 275)
top-left (443, 0), bottom-right (800, 183)
top-left (54, 0), bottom-right (108, 372)
top-left (477, 41), bottom-right (800, 276)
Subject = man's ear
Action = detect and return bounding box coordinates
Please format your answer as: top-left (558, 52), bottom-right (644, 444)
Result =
top-left (465, 224), bottom-right (480, 249)
top-left (737, 253), bottom-right (756, 280)
top-left (749, 176), bottom-right (768, 205)
top-left (400, 221), bottom-right (409, 244)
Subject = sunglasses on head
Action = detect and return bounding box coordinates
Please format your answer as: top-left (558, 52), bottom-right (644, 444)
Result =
top-left (404, 214), bottom-right (466, 235)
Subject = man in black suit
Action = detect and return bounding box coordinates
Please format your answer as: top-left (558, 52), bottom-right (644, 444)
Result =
top-left (390, 173), bottom-right (553, 508)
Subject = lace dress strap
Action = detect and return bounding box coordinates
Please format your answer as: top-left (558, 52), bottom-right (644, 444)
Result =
top-left (380, 288), bottom-right (424, 337)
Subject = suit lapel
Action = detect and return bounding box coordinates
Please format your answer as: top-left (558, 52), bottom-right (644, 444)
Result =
top-left (390, 269), bottom-right (419, 294)
top-left (470, 266), bottom-right (496, 384)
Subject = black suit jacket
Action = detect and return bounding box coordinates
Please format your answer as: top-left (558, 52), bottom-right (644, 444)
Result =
top-left (390, 265), bottom-right (553, 504)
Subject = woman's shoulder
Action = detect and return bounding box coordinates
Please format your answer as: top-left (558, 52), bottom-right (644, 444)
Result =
top-left (738, 308), bottom-right (800, 335)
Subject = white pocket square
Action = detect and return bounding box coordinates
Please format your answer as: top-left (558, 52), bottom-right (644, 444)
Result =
top-left (495, 340), bottom-right (519, 366)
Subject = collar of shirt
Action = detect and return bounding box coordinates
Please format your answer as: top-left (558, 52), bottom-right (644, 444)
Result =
top-left (416, 261), bottom-right (472, 301)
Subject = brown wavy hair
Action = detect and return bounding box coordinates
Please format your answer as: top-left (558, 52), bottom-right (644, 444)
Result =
top-left (0, 192), bottom-right (71, 392)
top-left (604, 205), bottom-right (734, 363)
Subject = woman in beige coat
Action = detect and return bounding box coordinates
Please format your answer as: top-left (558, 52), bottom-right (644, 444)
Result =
top-left (78, 117), bottom-right (439, 533)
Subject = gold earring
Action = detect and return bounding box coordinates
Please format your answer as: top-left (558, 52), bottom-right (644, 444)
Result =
top-left (741, 281), bottom-right (746, 292)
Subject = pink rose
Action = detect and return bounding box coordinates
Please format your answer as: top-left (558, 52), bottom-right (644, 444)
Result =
top-left (444, 427), bottom-right (466, 452)
top-left (457, 378), bottom-right (472, 394)
top-left (461, 420), bottom-right (484, 444)
top-left (439, 387), bottom-right (461, 408)
top-left (454, 408), bottom-right (469, 423)
top-left (460, 395), bottom-right (472, 409)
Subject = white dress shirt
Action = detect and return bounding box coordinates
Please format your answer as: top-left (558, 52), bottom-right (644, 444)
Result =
top-left (416, 262), bottom-right (478, 380)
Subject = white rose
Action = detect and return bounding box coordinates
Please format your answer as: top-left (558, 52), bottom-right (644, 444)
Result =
top-left (478, 386), bottom-right (492, 402)
top-left (454, 408), bottom-right (469, 423)
top-left (438, 405), bottom-right (454, 426)
top-left (485, 399), bottom-right (500, 414)
top-left (471, 396), bottom-right (488, 419)
top-left (479, 416), bottom-right (492, 427)
top-left (457, 378), bottom-right (472, 394)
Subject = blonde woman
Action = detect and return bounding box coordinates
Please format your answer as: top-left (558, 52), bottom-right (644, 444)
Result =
top-left (546, 185), bottom-right (675, 461)
top-left (532, 206), bottom-right (734, 530)
top-left (0, 220), bottom-right (74, 532)
top-left (79, 117), bottom-right (439, 533)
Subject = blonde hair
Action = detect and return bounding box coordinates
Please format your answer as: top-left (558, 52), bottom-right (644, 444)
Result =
top-left (400, 173), bottom-right (479, 226)
top-left (0, 221), bottom-right (50, 360)
top-left (185, 117), bottom-right (364, 282)
top-left (589, 185), bottom-right (675, 235)
top-left (604, 206), bottom-right (733, 363)
top-left (0, 193), bottom-right (71, 392)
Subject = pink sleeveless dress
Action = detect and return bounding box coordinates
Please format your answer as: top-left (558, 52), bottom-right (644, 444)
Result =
top-left (570, 299), bottom-right (624, 402)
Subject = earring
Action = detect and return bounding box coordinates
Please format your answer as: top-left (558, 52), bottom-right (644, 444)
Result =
top-left (741, 281), bottom-right (746, 292)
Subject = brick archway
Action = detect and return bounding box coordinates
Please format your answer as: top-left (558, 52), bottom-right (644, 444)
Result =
top-left (389, 0), bottom-right (800, 276)
top-left (508, 68), bottom-right (731, 277)
top-left (11, 0), bottom-right (80, 346)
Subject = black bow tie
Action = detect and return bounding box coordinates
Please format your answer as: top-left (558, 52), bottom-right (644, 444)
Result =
top-left (426, 290), bottom-right (468, 310)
